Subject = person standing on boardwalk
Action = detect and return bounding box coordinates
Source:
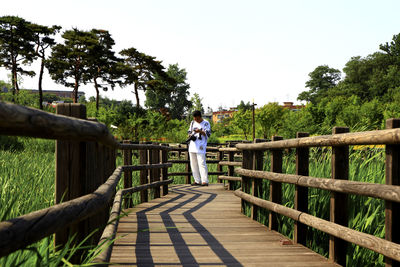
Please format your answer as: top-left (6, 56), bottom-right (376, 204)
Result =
top-left (187, 110), bottom-right (211, 186)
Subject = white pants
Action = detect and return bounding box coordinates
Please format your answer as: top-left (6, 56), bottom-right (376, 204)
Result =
top-left (189, 152), bottom-right (208, 184)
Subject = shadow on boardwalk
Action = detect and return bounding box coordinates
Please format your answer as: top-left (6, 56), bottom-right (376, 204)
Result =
top-left (110, 184), bottom-right (339, 267)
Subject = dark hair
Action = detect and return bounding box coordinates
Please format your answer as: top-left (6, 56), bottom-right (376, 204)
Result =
top-left (192, 110), bottom-right (202, 117)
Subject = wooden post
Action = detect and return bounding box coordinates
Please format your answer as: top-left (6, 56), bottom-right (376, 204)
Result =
top-left (55, 104), bottom-right (86, 250)
top-left (185, 151), bottom-right (191, 184)
top-left (123, 140), bottom-right (133, 208)
top-left (329, 127), bottom-right (349, 265)
top-left (385, 119), bottom-right (400, 267)
top-left (152, 143), bottom-right (161, 198)
top-left (251, 139), bottom-right (264, 221)
top-left (139, 145), bottom-right (148, 203)
top-left (228, 148), bottom-right (235, 190)
top-left (241, 149), bottom-right (253, 215)
top-left (217, 149), bottom-right (224, 183)
top-left (161, 144), bottom-right (169, 196)
top-left (294, 132), bottom-right (309, 245)
top-left (269, 136), bottom-right (283, 231)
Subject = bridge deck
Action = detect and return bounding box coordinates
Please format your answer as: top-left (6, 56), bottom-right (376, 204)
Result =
top-left (110, 184), bottom-right (339, 266)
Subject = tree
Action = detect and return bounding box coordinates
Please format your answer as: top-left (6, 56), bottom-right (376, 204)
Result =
top-left (298, 65), bottom-right (341, 104)
top-left (118, 47), bottom-right (167, 107)
top-left (31, 23), bottom-right (61, 109)
top-left (145, 63), bottom-right (192, 119)
top-left (46, 28), bottom-right (98, 103)
top-left (86, 29), bottom-right (119, 111)
top-left (232, 108), bottom-right (252, 140)
top-left (237, 100), bottom-right (252, 111)
top-left (0, 16), bottom-right (36, 97)
top-left (380, 33), bottom-right (400, 66)
top-left (188, 93), bottom-right (204, 115)
top-left (256, 102), bottom-right (285, 139)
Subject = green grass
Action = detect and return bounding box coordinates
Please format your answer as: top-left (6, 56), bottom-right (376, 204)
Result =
top-left (244, 147), bottom-right (386, 267)
top-left (0, 139), bottom-right (388, 266)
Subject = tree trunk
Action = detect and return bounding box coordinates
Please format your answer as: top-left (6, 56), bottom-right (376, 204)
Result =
top-left (134, 83), bottom-right (140, 108)
top-left (38, 58), bottom-right (45, 109)
top-left (94, 78), bottom-right (100, 111)
top-left (74, 77), bottom-right (79, 103)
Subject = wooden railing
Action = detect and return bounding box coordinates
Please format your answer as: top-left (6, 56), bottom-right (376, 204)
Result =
top-left (167, 145), bottom-right (228, 184)
top-left (0, 102), bottom-right (173, 262)
top-left (234, 123), bottom-right (400, 266)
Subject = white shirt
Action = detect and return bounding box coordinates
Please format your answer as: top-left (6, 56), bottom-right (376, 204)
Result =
top-left (188, 119), bottom-right (211, 154)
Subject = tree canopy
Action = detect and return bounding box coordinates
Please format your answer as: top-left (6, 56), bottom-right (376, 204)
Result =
top-left (0, 16), bottom-right (36, 96)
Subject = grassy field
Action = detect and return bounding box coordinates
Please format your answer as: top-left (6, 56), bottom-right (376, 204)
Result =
top-left (0, 139), bottom-right (387, 266)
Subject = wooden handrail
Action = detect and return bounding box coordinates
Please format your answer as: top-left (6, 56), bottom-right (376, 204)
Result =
top-left (236, 128), bottom-right (400, 150)
top-left (234, 189), bottom-right (400, 262)
top-left (0, 102), bottom-right (171, 151)
top-left (235, 167), bottom-right (400, 203)
top-left (93, 179), bottom-right (173, 265)
top-left (219, 147), bottom-right (239, 152)
top-left (0, 164), bottom-right (171, 258)
top-left (0, 166), bottom-right (123, 257)
top-left (122, 163), bottom-right (172, 171)
top-left (0, 102), bottom-right (118, 148)
top-left (219, 161), bottom-right (242, 166)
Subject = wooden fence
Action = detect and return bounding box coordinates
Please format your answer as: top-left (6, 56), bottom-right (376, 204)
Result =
top-left (0, 102), bottom-right (173, 264)
top-left (233, 123), bottom-right (400, 266)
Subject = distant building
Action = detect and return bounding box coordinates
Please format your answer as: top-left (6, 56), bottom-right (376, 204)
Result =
top-left (282, 102), bottom-right (304, 111)
top-left (21, 89), bottom-right (85, 99)
top-left (212, 108), bottom-right (237, 124)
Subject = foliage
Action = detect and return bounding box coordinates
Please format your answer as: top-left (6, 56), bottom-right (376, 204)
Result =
top-left (0, 16), bottom-right (36, 95)
top-left (86, 29), bottom-right (119, 110)
top-left (118, 47), bottom-right (168, 108)
top-left (297, 65), bottom-right (341, 104)
top-left (31, 23), bottom-right (61, 109)
top-left (256, 102), bottom-right (285, 139)
top-left (46, 28), bottom-right (98, 103)
top-left (145, 63), bottom-right (192, 119)
top-left (188, 92), bottom-right (204, 117)
top-left (232, 108), bottom-right (252, 140)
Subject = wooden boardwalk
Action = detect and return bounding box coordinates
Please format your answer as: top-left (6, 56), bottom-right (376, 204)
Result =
top-left (110, 184), bottom-right (339, 266)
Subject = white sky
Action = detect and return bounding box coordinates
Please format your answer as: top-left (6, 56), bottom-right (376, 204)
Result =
top-left (1, 0), bottom-right (400, 110)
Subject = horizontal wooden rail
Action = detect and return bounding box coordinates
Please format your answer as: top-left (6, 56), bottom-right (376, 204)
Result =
top-left (167, 160), bottom-right (220, 164)
top-left (234, 189), bottom-right (400, 262)
top-left (93, 179), bottom-right (173, 265)
top-left (0, 166), bottom-right (124, 257)
top-left (219, 161), bottom-right (242, 166)
top-left (0, 102), bottom-right (118, 148)
top-left (168, 171), bottom-right (226, 176)
top-left (235, 168), bottom-right (400, 203)
top-left (122, 163), bottom-right (172, 171)
top-left (119, 143), bottom-right (171, 151)
top-left (0, 102), bottom-right (171, 151)
top-left (236, 128), bottom-right (400, 150)
top-left (218, 175), bottom-right (242, 181)
top-left (219, 147), bottom-right (239, 152)
top-left (169, 146), bottom-right (221, 152)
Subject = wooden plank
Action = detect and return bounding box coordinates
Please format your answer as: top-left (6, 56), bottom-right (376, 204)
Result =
top-left (295, 132), bottom-right (309, 246)
top-left (330, 127), bottom-right (349, 265)
top-left (386, 118), bottom-right (400, 267)
top-left (110, 184), bottom-right (339, 267)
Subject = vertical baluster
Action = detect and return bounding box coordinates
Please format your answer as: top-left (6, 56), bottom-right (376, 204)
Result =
top-left (330, 127), bottom-right (349, 265)
top-left (294, 132), bottom-right (309, 245)
top-left (269, 136), bottom-right (283, 231)
top-left (385, 119), bottom-right (400, 267)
